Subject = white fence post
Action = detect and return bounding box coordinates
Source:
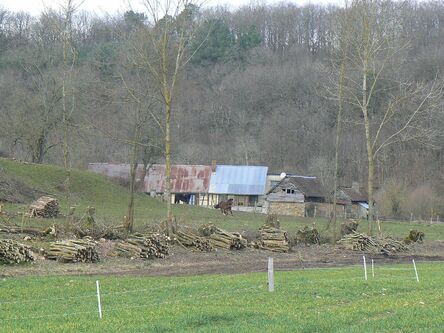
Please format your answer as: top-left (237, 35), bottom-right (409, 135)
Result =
top-left (96, 280), bottom-right (103, 319)
top-left (363, 256), bottom-right (368, 281)
top-left (268, 257), bottom-right (274, 292)
top-left (412, 260), bottom-right (419, 283)
top-left (371, 259), bottom-right (374, 278)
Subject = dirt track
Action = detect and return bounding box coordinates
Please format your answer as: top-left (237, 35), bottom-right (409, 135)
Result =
top-left (2, 241), bottom-right (444, 278)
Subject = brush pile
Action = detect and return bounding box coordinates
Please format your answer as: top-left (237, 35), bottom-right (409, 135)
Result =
top-left (404, 230), bottom-right (425, 244)
top-left (337, 231), bottom-right (409, 255)
top-left (199, 224), bottom-right (247, 250)
top-left (114, 233), bottom-right (169, 259)
top-left (29, 196), bottom-right (59, 218)
top-left (295, 225), bottom-right (320, 245)
top-left (341, 220), bottom-right (359, 236)
top-left (0, 239), bottom-right (34, 264)
top-left (174, 230), bottom-right (213, 252)
top-left (46, 238), bottom-right (99, 263)
top-left (252, 225), bottom-right (289, 252)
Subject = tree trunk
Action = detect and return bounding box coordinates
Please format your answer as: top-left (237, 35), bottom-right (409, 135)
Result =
top-left (165, 94), bottom-right (172, 236)
top-left (126, 158), bottom-right (138, 233)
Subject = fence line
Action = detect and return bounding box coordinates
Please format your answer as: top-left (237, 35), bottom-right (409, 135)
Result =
top-left (0, 285), bottom-right (261, 322)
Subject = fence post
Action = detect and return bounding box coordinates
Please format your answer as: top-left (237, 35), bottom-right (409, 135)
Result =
top-left (363, 256), bottom-right (368, 281)
top-left (371, 259), bottom-right (374, 278)
top-left (268, 257), bottom-right (274, 292)
top-left (412, 260), bottom-right (419, 283)
top-left (96, 280), bottom-right (103, 319)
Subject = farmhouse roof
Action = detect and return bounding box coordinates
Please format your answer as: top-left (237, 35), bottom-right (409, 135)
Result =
top-left (340, 186), bottom-right (368, 202)
top-left (144, 164), bottom-right (212, 194)
top-left (209, 165), bottom-right (268, 195)
top-left (268, 176), bottom-right (327, 198)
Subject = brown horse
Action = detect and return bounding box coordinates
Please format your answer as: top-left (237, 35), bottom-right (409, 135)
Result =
top-left (214, 198), bottom-right (234, 216)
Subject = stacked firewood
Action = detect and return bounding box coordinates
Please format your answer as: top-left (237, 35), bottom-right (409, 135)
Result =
top-left (337, 231), bottom-right (409, 255)
top-left (199, 224), bottom-right (247, 250)
top-left (0, 239), bottom-right (34, 264)
top-left (46, 238), bottom-right (99, 263)
top-left (114, 233), bottom-right (169, 259)
top-left (295, 225), bottom-right (320, 245)
top-left (174, 230), bottom-right (213, 252)
top-left (253, 225), bottom-right (289, 252)
top-left (29, 196), bottom-right (59, 218)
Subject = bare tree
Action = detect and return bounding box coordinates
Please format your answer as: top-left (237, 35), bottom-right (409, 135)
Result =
top-left (340, 0), bottom-right (443, 234)
top-left (126, 0), bottom-right (204, 234)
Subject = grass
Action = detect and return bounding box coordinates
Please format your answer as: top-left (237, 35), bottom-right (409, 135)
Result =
top-left (1, 158), bottom-right (443, 240)
top-left (1, 262), bottom-right (444, 332)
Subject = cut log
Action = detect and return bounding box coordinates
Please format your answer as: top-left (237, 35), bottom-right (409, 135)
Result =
top-left (114, 233), bottom-right (169, 259)
top-left (254, 225), bottom-right (289, 252)
top-left (46, 238), bottom-right (99, 263)
top-left (198, 224), bottom-right (247, 250)
top-left (337, 231), bottom-right (408, 255)
top-left (29, 196), bottom-right (59, 218)
top-left (0, 239), bottom-right (34, 264)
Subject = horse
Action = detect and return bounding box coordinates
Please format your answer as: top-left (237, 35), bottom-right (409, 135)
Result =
top-left (214, 198), bottom-right (234, 216)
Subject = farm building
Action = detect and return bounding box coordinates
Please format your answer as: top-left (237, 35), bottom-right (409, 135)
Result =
top-left (208, 165), bottom-right (268, 212)
top-left (266, 175), bottom-right (330, 217)
top-left (144, 164), bottom-right (212, 205)
top-left (337, 182), bottom-right (369, 219)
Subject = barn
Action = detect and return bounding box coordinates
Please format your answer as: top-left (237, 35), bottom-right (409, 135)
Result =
top-left (336, 182), bottom-right (369, 219)
top-left (266, 175), bottom-right (329, 217)
top-left (208, 165), bottom-right (268, 212)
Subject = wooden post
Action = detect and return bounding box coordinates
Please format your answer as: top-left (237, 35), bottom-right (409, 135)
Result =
top-left (363, 256), bottom-right (368, 281)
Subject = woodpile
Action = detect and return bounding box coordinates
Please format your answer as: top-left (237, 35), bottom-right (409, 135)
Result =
top-left (295, 225), bottom-right (320, 245)
top-left (0, 239), bottom-right (34, 264)
top-left (174, 230), bottom-right (213, 252)
top-left (46, 238), bottom-right (99, 263)
top-left (199, 224), bottom-right (247, 250)
top-left (404, 230), bottom-right (424, 244)
top-left (337, 231), bottom-right (409, 255)
top-left (114, 233), bottom-right (169, 259)
top-left (29, 196), bottom-right (59, 218)
top-left (341, 220), bottom-right (359, 236)
top-left (72, 222), bottom-right (126, 240)
top-left (253, 225), bottom-right (289, 252)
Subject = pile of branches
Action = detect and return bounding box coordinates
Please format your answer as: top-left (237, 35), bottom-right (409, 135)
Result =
top-left (252, 225), bottom-right (289, 252)
top-left (174, 229), bottom-right (213, 252)
top-left (337, 231), bottom-right (409, 256)
top-left (29, 196), bottom-right (59, 218)
top-left (114, 233), bottom-right (169, 259)
top-left (46, 238), bottom-right (99, 263)
top-left (404, 230), bottom-right (424, 244)
top-left (341, 220), bottom-right (359, 236)
top-left (0, 223), bottom-right (51, 237)
top-left (0, 239), bottom-right (34, 264)
top-left (295, 225), bottom-right (320, 245)
top-left (72, 222), bottom-right (126, 240)
top-left (199, 224), bottom-right (247, 250)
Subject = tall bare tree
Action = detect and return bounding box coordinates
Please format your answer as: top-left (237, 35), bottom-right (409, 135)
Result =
top-left (341, 0), bottom-right (443, 234)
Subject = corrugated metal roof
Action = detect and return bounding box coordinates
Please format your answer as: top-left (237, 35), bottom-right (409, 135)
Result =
top-left (144, 164), bottom-right (212, 194)
top-left (209, 165), bottom-right (268, 195)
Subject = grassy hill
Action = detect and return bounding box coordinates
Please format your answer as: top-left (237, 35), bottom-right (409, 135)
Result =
top-left (1, 158), bottom-right (443, 240)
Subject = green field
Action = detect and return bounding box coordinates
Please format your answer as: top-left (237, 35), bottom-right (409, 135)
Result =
top-left (1, 158), bottom-right (442, 240)
top-left (1, 262), bottom-right (443, 332)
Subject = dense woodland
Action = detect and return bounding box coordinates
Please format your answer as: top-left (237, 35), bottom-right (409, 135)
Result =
top-left (0, 0), bottom-right (443, 218)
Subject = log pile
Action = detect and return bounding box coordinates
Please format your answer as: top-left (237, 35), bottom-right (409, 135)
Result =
top-left (29, 196), bottom-right (59, 218)
top-left (295, 225), bottom-right (320, 245)
top-left (404, 230), bottom-right (425, 244)
top-left (0, 239), bottom-right (34, 264)
top-left (114, 233), bottom-right (169, 259)
top-left (199, 224), bottom-right (247, 250)
top-left (174, 230), bottom-right (213, 252)
top-left (46, 238), bottom-right (99, 263)
top-left (341, 220), bottom-right (359, 236)
top-left (253, 225), bottom-right (289, 252)
top-left (337, 231), bottom-right (409, 255)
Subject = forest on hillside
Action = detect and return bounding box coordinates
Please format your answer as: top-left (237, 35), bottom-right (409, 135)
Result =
top-left (0, 0), bottom-right (443, 218)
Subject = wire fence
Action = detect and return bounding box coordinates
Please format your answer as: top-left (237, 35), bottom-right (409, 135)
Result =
top-left (0, 259), bottom-right (439, 324)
